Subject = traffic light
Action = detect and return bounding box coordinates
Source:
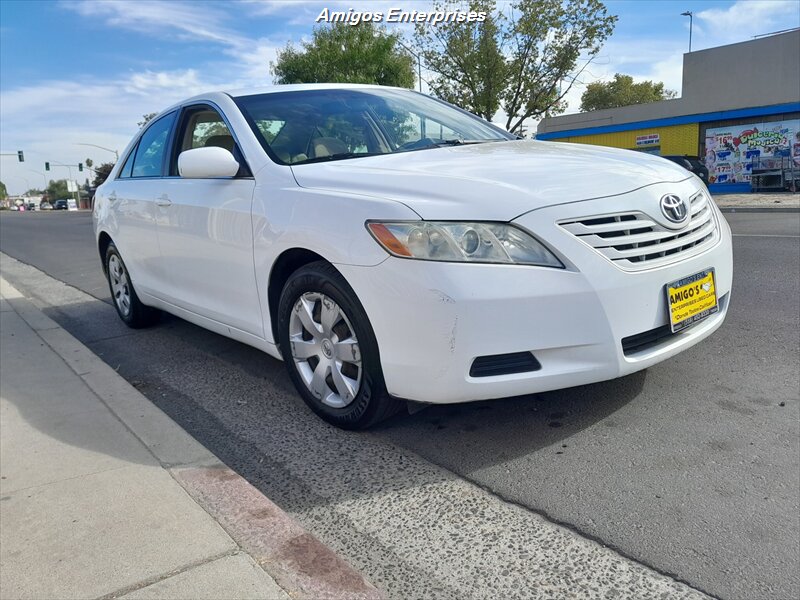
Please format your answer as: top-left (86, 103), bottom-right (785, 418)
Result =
top-left (17, 150), bottom-right (24, 162)
top-left (78, 163), bottom-right (83, 172)
top-left (45, 162), bottom-right (50, 171)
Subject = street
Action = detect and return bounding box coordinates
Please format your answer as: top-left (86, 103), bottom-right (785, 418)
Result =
top-left (1, 209), bottom-right (798, 600)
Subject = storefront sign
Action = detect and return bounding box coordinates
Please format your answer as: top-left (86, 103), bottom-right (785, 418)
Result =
top-left (635, 133), bottom-right (660, 147)
top-left (704, 120), bottom-right (800, 185)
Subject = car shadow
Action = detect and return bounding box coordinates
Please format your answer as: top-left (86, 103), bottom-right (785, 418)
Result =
top-left (22, 293), bottom-right (648, 516)
top-left (373, 372), bottom-right (647, 474)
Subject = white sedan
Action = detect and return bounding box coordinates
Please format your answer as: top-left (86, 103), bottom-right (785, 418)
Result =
top-left (93, 84), bottom-right (733, 429)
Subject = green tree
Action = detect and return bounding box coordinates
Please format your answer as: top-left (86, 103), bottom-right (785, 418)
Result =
top-left (415, 0), bottom-right (617, 133)
top-left (138, 113), bottom-right (158, 128)
top-left (272, 22), bottom-right (416, 88)
top-left (580, 73), bottom-right (676, 111)
top-left (92, 162), bottom-right (115, 187)
top-left (0, 181), bottom-right (7, 200)
top-left (46, 179), bottom-right (70, 200)
top-left (414, 0), bottom-right (506, 121)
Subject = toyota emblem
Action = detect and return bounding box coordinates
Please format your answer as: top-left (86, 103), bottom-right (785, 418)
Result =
top-left (660, 194), bottom-right (688, 224)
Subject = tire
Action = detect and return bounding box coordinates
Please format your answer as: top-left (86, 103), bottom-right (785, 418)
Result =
top-left (277, 261), bottom-right (403, 429)
top-left (105, 242), bottom-right (160, 328)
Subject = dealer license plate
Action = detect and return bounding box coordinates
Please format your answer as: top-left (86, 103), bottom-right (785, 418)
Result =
top-left (665, 269), bottom-right (719, 333)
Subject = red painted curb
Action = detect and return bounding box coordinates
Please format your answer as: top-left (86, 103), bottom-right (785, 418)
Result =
top-left (171, 465), bottom-right (383, 600)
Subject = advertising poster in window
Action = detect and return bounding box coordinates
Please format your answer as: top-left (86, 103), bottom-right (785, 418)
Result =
top-left (704, 120), bottom-right (799, 184)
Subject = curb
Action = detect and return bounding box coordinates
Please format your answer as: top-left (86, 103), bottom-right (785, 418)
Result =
top-left (0, 275), bottom-right (383, 600)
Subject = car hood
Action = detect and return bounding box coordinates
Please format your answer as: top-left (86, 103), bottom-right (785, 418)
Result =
top-left (290, 140), bottom-right (694, 221)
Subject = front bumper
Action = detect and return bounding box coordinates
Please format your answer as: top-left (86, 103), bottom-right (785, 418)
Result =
top-left (337, 184), bottom-right (733, 404)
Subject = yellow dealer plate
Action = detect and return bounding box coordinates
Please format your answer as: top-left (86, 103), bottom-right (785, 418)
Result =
top-left (666, 269), bottom-right (719, 333)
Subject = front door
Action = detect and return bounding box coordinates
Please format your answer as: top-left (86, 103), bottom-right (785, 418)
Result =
top-left (154, 104), bottom-right (262, 337)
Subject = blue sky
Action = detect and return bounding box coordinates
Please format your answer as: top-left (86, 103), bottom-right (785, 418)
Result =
top-left (1, 0), bottom-right (797, 194)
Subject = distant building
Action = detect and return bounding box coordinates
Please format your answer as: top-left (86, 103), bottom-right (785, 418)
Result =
top-left (537, 30), bottom-right (800, 193)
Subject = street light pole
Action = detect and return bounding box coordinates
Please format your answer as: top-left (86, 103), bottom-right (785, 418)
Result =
top-left (28, 170), bottom-right (48, 189)
top-left (75, 143), bottom-right (119, 161)
top-left (681, 11), bottom-right (693, 52)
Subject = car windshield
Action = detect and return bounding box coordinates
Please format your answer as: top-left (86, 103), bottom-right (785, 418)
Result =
top-left (234, 88), bottom-right (513, 165)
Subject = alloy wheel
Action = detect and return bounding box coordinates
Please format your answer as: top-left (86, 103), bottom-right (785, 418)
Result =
top-left (108, 255), bottom-right (131, 317)
top-left (288, 292), bottom-right (362, 408)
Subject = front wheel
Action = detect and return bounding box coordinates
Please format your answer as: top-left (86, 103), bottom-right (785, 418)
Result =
top-left (277, 262), bottom-right (402, 429)
top-left (105, 242), bottom-right (160, 328)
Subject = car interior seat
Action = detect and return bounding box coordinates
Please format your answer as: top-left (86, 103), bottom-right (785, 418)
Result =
top-left (310, 137), bottom-right (348, 158)
top-left (204, 135), bottom-right (236, 152)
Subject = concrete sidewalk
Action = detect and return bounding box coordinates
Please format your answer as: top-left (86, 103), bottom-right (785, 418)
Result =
top-left (713, 191), bottom-right (799, 209)
top-left (0, 278), bottom-right (380, 600)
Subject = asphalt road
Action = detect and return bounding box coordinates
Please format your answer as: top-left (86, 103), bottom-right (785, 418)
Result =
top-left (1, 209), bottom-right (798, 600)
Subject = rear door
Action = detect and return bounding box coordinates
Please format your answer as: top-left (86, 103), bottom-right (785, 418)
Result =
top-left (104, 111), bottom-right (177, 295)
top-left (154, 103), bottom-right (262, 337)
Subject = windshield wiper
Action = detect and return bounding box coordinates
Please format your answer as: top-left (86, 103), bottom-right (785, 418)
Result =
top-left (294, 152), bottom-right (383, 165)
top-left (434, 138), bottom-right (499, 146)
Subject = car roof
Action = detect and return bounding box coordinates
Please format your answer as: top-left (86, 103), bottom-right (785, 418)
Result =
top-left (170, 84), bottom-right (411, 109)
top-left (224, 83), bottom-right (408, 98)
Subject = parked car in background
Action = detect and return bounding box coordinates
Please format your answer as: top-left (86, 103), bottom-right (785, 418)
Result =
top-left (26, 202), bottom-right (37, 211)
top-left (94, 84), bottom-right (733, 429)
top-left (662, 155), bottom-right (710, 182)
top-left (53, 199), bottom-right (69, 210)
top-left (40, 202), bottom-right (53, 210)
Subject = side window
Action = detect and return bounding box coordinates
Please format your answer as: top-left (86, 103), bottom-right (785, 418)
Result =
top-left (179, 108), bottom-right (235, 153)
top-left (117, 145), bottom-right (136, 179)
top-left (131, 111), bottom-right (177, 178)
top-left (173, 105), bottom-right (250, 176)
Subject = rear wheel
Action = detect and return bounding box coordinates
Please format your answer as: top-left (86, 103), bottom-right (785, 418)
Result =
top-left (105, 242), bottom-right (160, 328)
top-left (277, 261), bottom-right (402, 429)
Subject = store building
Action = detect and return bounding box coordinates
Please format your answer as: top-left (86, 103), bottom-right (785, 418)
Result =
top-left (536, 29), bottom-right (800, 193)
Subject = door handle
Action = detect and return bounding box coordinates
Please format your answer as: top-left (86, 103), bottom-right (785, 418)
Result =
top-left (155, 194), bottom-right (172, 207)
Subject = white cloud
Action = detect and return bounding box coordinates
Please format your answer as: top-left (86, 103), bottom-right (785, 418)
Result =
top-left (124, 69), bottom-right (206, 96)
top-left (3, 0), bottom-right (797, 193)
top-left (549, 0), bottom-right (799, 120)
top-left (65, 0), bottom-right (246, 46)
top-left (695, 0), bottom-right (794, 44)
top-left (0, 68), bottom-right (226, 194)
top-left (1, 2), bottom-right (290, 194)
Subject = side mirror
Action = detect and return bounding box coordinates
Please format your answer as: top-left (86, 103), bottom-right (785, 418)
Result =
top-left (178, 147), bottom-right (239, 178)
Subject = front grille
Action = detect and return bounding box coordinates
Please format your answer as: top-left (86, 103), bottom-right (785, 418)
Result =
top-left (470, 352), bottom-right (541, 377)
top-left (558, 192), bottom-right (719, 270)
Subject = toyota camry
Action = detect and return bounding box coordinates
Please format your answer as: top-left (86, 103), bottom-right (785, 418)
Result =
top-left (93, 84), bottom-right (733, 428)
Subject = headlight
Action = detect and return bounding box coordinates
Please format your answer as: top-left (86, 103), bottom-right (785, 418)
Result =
top-left (367, 221), bottom-right (563, 267)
